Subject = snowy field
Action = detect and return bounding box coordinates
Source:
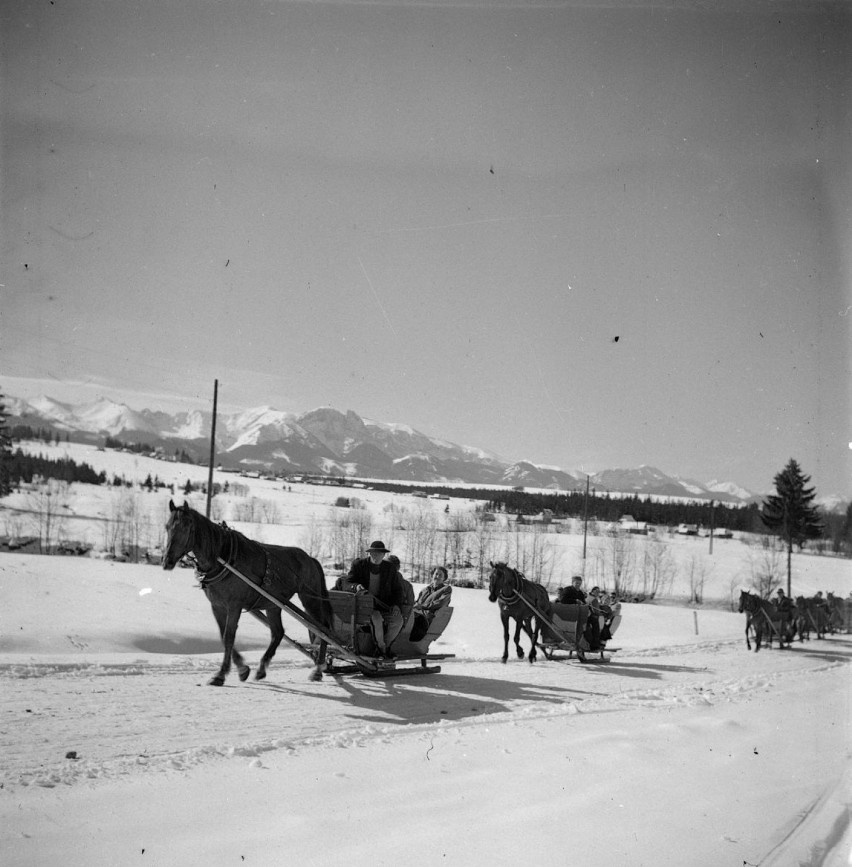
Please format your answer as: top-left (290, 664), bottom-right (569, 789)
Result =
top-left (1, 442), bottom-right (850, 866)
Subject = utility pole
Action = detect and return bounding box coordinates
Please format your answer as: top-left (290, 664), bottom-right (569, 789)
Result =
top-left (708, 499), bottom-right (715, 555)
top-left (582, 474), bottom-right (590, 567)
top-left (205, 379), bottom-right (218, 518)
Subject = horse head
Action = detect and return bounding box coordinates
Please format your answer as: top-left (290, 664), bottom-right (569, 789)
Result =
top-left (488, 561), bottom-right (518, 604)
top-left (738, 589), bottom-right (756, 614)
top-left (162, 500), bottom-right (195, 570)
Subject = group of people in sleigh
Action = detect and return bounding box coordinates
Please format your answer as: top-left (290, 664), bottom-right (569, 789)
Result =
top-left (335, 540), bottom-right (452, 659)
top-left (339, 542), bottom-right (622, 658)
top-left (555, 574), bottom-right (621, 651)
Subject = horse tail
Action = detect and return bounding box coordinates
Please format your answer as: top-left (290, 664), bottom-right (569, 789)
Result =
top-left (312, 556), bottom-right (334, 628)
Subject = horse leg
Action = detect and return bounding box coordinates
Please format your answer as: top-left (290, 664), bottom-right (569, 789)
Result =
top-left (256, 608), bottom-right (284, 681)
top-left (500, 611), bottom-right (510, 663)
top-left (232, 647), bottom-right (251, 681)
top-left (209, 605), bottom-right (239, 686)
top-left (309, 640), bottom-right (327, 682)
top-left (527, 620), bottom-right (539, 664)
top-left (513, 618), bottom-right (526, 660)
top-left (745, 621), bottom-right (751, 651)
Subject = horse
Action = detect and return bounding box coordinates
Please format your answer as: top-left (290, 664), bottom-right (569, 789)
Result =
top-left (806, 596), bottom-right (829, 639)
top-left (162, 500), bottom-right (332, 686)
top-left (826, 593), bottom-right (845, 634)
top-left (794, 596), bottom-right (811, 642)
top-left (487, 562), bottom-right (552, 664)
top-left (737, 590), bottom-right (794, 652)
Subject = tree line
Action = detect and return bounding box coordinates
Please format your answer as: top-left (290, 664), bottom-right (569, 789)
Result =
top-left (3, 449), bottom-right (107, 487)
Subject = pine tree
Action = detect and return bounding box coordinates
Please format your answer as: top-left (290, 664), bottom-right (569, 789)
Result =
top-left (0, 390), bottom-right (12, 497)
top-left (760, 458), bottom-right (823, 595)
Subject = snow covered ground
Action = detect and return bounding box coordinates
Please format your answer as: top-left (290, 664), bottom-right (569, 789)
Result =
top-left (1, 442), bottom-right (850, 866)
top-left (1, 552), bottom-right (850, 867)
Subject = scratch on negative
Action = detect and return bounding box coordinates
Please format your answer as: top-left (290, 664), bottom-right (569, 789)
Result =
top-left (358, 256), bottom-right (398, 337)
top-left (426, 740), bottom-right (434, 761)
top-left (381, 213), bottom-right (570, 234)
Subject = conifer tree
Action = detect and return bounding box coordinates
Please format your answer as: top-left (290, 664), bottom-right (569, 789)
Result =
top-left (760, 458), bottom-right (823, 595)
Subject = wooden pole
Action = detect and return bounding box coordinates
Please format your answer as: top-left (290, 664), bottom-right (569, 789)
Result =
top-left (708, 499), bottom-right (715, 555)
top-left (582, 474), bottom-right (590, 566)
top-left (205, 379), bottom-right (218, 518)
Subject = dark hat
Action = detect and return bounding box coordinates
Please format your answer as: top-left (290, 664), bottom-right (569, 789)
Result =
top-left (366, 540), bottom-right (390, 553)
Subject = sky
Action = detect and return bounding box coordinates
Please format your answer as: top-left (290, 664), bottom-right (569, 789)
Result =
top-left (2, 0), bottom-right (850, 496)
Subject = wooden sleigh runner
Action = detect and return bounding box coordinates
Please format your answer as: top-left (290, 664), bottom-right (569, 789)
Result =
top-left (218, 558), bottom-right (454, 678)
top-left (537, 602), bottom-right (622, 663)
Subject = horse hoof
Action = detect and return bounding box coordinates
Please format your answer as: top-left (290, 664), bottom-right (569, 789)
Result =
top-left (501, 657), bottom-right (508, 664)
top-left (308, 668), bottom-right (323, 682)
top-left (255, 670), bottom-right (266, 681)
top-left (208, 676), bottom-right (225, 686)
top-left (239, 667), bottom-right (251, 682)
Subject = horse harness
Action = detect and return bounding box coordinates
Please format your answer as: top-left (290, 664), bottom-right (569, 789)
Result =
top-left (495, 566), bottom-right (531, 611)
top-left (192, 526), bottom-right (272, 591)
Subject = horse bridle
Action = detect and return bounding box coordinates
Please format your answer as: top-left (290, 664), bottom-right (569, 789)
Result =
top-left (179, 517), bottom-right (239, 588)
top-left (494, 565), bottom-right (522, 605)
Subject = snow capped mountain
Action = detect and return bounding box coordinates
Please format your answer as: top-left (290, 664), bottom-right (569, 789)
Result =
top-left (6, 393), bottom-right (759, 501)
top-left (502, 461), bottom-right (582, 490)
top-left (19, 396), bottom-right (82, 430)
top-left (706, 479), bottom-right (756, 502)
top-left (589, 465), bottom-right (756, 504)
top-left (74, 398), bottom-right (157, 437)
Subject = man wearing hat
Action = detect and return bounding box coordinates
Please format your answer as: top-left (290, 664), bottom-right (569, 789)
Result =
top-left (345, 541), bottom-right (407, 657)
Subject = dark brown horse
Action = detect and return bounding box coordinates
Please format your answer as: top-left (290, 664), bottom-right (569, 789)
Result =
top-left (488, 562), bottom-right (552, 664)
top-left (738, 590), bottom-right (794, 652)
top-left (162, 500), bottom-right (332, 685)
top-left (825, 593), bottom-right (844, 634)
top-left (793, 596), bottom-right (811, 642)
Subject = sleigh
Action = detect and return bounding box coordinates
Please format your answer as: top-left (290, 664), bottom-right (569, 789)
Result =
top-left (537, 602), bottom-right (622, 663)
top-left (215, 558), bottom-right (453, 678)
top-left (322, 589), bottom-right (454, 677)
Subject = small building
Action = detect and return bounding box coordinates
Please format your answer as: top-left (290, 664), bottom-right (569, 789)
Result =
top-left (619, 515), bottom-right (649, 534)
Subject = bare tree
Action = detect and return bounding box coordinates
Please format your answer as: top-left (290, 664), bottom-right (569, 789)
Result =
top-left (743, 536), bottom-right (785, 598)
top-left (299, 514), bottom-right (327, 560)
top-left (639, 537), bottom-right (676, 599)
top-left (101, 487), bottom-right (147, 560)
top-left (328, 506), bottom-right (373, 568)
top-left (403, 503), bottom-right (439, 580)
top-left (27, 480), bottom-right (72, 553)
top-left (445, 511), bottom-right (475, 575)
top-left (231, 497), bottom-right (280, 523)
top-left (503, 523), bottom-right (561, 589)
top-left (471, 514), bottom-right (498, 587)
top-left (685, 552), bottom-right (714, 604)
top-left (590, 527), bottom-right (636, 597)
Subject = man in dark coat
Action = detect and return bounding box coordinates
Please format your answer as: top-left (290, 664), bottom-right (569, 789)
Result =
top-left (557, 575), bottom-right (587, 604)
top-left (346, 541), bottom-right (406, 657)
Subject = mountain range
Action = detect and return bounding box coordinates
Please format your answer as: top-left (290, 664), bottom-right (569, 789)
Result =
top-left (5, 393), bottom-right (762, 504)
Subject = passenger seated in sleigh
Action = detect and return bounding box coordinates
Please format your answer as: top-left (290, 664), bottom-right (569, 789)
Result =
top-left (555, 575), bottom-right (602, 649)
top-left (409, 566), bottom-right (452, 642)
top-left (552, 577), bottom-right (621, 650)
top-left (588, 585), bottom-right (621, 643)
